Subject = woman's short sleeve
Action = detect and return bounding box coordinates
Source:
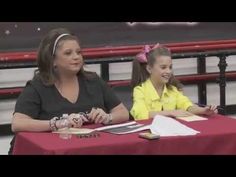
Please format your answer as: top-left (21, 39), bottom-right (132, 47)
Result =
top-left (98, 78), bottom-right (121, 111)
top-left (14, 81), bottom-right (41, 119)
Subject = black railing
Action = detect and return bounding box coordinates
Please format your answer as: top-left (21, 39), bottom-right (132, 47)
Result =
top-left (1, 40), bottom-right (236, 129)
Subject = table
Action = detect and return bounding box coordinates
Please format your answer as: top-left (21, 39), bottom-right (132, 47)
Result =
top-left (13, 114), bottom-right (236, 155)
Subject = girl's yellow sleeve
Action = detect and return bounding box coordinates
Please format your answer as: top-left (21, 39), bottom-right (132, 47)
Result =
top-left (130, 87), bottom-right (149, 120)
top-left (176, 90), bottom-right (193, 110)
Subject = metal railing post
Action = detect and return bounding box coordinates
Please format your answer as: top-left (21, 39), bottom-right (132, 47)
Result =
top-left (197, 56), bottom-right (207, 105)
top-left (218, 55), bottom-right (228, 114)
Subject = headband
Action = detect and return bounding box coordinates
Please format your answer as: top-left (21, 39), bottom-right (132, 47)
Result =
top-left (52, 33), bottom-right (70, 55)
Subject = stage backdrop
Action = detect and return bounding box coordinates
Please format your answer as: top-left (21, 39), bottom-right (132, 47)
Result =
top-left (1, 22), bottom-right (236, 51)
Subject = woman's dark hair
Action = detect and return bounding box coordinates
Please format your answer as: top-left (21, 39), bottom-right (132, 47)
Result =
top-left (35, 28), bottom-right (95, 85)
top-left (131, 45), bottom-right (183, 90)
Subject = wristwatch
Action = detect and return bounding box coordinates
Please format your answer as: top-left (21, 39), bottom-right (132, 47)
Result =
top-left (104, 113), bottom-right (112, 125)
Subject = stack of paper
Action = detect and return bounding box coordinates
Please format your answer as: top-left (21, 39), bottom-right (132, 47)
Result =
top-left (95, 121), bottom-right (150, 135)
top-left (150, 115), bottom-right (200, 137)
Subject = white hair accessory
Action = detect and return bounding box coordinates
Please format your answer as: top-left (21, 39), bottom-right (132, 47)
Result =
top-left (52, 33), bottom-right (70, 55)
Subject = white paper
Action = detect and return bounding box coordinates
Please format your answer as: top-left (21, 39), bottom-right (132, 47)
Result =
top-left (150, 115), bottom-right (200, 137)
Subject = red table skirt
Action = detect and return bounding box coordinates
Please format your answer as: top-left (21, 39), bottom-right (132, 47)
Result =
top-left (13, 114), bottom-right (236, 155)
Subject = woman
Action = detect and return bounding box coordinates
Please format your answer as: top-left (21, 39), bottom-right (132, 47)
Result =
top-left (9, 28), bottom-right (129, 153)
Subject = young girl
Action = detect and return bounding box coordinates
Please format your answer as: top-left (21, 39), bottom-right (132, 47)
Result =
top-left (130, 44), bottom-right (217, 120)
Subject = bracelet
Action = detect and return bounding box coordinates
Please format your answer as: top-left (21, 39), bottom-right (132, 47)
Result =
top-left (59, 118), bottom-right (69, 128)
top-left (103, 113), bottom-right (113, 125)
top-left (49, 116), bottom-right (60, 131)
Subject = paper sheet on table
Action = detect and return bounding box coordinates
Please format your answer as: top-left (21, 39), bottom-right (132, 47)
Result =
top-left (150, 115), bottom-right (200, 137)
top-left (95, 121), bottom-right (150, 134)
top-left (53, 128), bottom-right (95, 135)
top-left (95, 121), bottom-right (137, 131)
top-left (176, 115), bottom-right (207, 122)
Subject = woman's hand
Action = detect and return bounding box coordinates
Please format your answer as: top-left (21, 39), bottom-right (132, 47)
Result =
top-left (88, 107), bottom-right (110, 124)
top-left (56, 113), bottom-right (87, 129)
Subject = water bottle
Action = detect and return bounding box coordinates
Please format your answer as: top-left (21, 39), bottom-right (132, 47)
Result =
top-left (59, 114), bottom-right (72, 140)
